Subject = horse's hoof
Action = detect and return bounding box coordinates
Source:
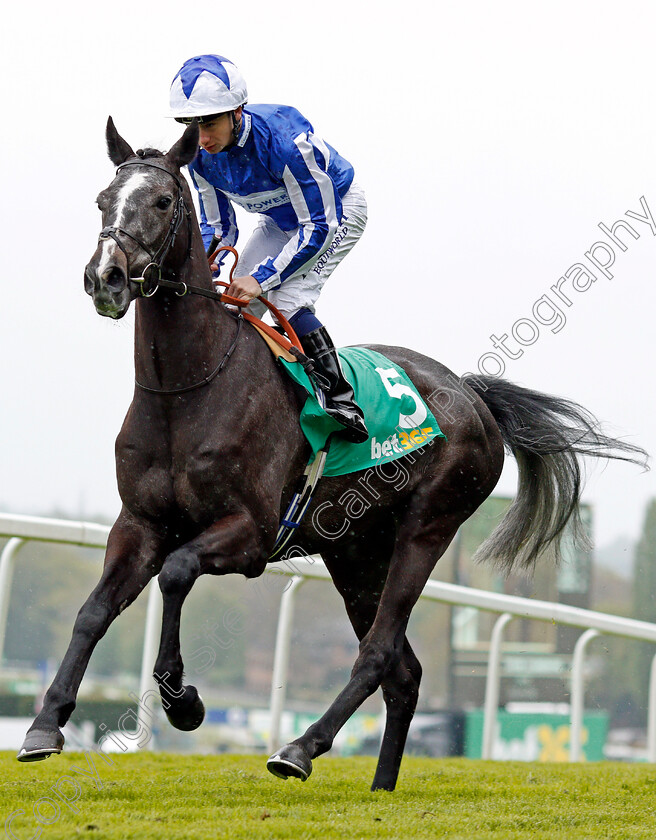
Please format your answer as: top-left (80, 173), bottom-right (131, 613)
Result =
top-left (17, 729), bottom-right (64, 762)
top-left (164, 685), bottom-right (205, 732)
top-left (267, 744), bottom-right (312, 781)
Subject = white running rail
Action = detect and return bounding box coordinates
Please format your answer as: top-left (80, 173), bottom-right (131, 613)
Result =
top-left (2, 512), bottom-right (656, 762)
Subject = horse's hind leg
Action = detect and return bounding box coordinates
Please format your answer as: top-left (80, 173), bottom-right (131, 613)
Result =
top-left (18, 515), bottom-right (161, 761)
top-left (375, 638), bottom-right (423, 791)
top-left (330, 533), bottom-right (424, 791)
top-left (268, 526), bottom-right (424, 791)
top-left (268, 501), bottom-right (466, 790)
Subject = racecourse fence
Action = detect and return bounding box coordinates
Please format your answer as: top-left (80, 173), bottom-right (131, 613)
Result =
top-left (2, 512), bottom-right (656, 762)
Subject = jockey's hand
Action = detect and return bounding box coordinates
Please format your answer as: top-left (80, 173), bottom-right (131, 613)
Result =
top-left (227, 274), bottom-right (262, 302)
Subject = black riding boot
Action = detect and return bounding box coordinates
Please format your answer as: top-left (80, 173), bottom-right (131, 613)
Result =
top-left (301, 327), bottom-right (369, 444)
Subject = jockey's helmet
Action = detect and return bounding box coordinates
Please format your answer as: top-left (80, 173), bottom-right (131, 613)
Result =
top-left (169, 55), bottom-right (248, 123)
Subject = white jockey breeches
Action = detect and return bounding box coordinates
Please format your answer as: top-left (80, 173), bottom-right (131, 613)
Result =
top-left (236, 182), bottom-right (367, 320)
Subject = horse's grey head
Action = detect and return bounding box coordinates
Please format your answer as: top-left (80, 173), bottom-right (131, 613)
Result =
top-left (84, 117), bottom-right (199, 319)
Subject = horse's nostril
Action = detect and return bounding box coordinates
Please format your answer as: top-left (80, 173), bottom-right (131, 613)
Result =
top-left (84, 270), bottom-right (94, 295)
top-left (104, 266), bottom-right (126, 292)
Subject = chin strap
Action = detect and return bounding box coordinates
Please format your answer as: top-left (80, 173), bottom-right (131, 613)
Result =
top-left (232, 111), bottom-right (241, 143)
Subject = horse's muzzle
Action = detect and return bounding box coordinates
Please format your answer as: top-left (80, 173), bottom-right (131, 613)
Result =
top-left (84, 260), bottom-right (131, 319)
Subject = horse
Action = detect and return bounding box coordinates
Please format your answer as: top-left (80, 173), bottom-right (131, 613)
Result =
top-left (18, 118), bottom-right (647, 791)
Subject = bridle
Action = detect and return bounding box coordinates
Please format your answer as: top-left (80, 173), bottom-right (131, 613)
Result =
top-left (95, 156), bottom-right (309, 397)
top-left (98, 157), bottom-right (193, 296)
top-left (96, 156), bottom-right (245, 396)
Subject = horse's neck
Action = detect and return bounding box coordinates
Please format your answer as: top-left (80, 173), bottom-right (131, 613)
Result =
top-left (133, 245), bottom-right (230, 391)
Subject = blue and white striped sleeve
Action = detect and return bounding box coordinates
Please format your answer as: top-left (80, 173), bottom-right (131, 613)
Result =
top-left (189, 169), bottom-right (239, 252)
top-left (251, 132), bottom-right (342, 292)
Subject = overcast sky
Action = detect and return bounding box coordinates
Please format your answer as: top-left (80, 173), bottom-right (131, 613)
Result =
top-left (1, 1), bottom-right (655, 559)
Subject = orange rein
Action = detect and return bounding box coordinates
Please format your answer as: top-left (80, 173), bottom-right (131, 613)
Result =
top-left (208, 245), bottom-right (303, 354)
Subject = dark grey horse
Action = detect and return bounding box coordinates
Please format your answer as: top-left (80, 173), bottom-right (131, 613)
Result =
top-left (17, 119), bottom-right (647, 791)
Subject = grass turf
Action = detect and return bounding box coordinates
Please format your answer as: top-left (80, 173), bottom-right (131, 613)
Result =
top-left (2, 752), bottom-right (656, 839)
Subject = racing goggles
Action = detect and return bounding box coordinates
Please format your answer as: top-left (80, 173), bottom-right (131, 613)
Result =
top-left (174, 113), bottom-right (226, 125)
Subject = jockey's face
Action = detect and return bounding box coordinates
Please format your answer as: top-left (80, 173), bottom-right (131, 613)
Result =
top-left (198, 107), bottom-right (242, 154)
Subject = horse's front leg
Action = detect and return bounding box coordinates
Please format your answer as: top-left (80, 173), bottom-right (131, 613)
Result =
top-left (154, 512), bottom-right (267, 731)
top-left (18, 513), bottom-right (163, 761)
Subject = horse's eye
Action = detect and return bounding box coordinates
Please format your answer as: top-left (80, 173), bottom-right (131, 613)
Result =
top-left (157, 196), bottom-right (173, 210)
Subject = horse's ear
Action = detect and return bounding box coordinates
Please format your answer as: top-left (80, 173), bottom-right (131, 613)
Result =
top-left (166, 120), bottom-right (200, 169)
top-left (106, 116), bottom-right (135, 166)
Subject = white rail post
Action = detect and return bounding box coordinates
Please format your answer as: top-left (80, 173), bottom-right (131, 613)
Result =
top-left (570, 628), bottom-right (600, 762)
top-left (0, 538), bottom-right (24, 664)
top-left (647, 653), bottom-right (656, 763)
top-left (136, 577), bottom-right (163, 746)
top-left (482, 612), bottom-right (513, 759)
top-left (268, 576), bottom-right (305, 752)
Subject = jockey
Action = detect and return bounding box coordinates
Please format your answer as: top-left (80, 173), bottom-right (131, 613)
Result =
top-left (169, 54), bottom-right (369, 444)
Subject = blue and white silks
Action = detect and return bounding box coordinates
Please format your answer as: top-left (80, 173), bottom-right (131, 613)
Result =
top-left (187, 105), bottom-right (355, 293)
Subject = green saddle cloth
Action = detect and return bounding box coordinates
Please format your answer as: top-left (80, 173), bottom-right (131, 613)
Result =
top-left (279, 347), bottom-right (446, 477)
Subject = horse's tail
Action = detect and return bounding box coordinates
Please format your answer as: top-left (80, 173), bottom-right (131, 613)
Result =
top-left (462, 374), bottom-right (648, 571)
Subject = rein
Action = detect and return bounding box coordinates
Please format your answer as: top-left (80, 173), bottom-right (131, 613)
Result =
top-left (135, 310), bottom-right (244, 396)
top-left (132, 248), bottom-right (311, 396)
